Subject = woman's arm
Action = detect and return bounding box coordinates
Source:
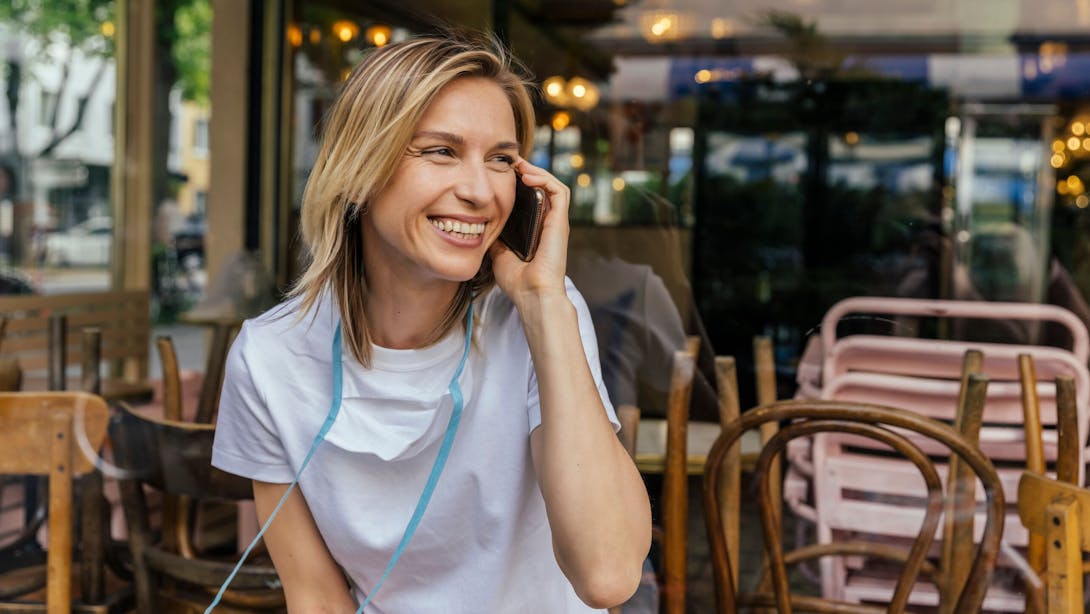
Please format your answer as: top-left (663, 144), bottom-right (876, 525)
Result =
top-left (524, 295), bottom-right (652, 608)
top-left (253, 481), bottom-right (358, 613)
top-left (492, 160), bottom-right (652, 609)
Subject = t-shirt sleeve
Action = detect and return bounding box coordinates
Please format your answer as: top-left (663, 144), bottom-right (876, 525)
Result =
top-left (527, 277), bottom-right (619, 433)
top-left (211, 322), bottom-right (295, 483)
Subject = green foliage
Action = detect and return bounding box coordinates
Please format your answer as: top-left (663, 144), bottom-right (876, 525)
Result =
top-left (0, 0), bottom-right (116, 57)
top-left (1, 0), bottom-right (211, 105)
top-left (168, 0), bottom-right (211, 105)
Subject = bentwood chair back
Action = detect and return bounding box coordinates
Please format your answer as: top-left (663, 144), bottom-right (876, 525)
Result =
top-left (0, 392), bottom-right (109, 614)
top-left (704, 397), bottom-right (1006, 614)
top-left (109, 403), bottom-right (284, 612)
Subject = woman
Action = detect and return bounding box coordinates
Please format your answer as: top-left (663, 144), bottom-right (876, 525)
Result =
top-left (211, 31), bottom-right (651, 612)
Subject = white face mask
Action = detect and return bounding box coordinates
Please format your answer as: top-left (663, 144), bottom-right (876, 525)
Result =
top-left (326, 327), bottom-right (471, 461)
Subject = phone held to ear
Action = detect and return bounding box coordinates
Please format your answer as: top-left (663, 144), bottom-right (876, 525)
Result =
top-left (500, 175), bottom-right (549, 261)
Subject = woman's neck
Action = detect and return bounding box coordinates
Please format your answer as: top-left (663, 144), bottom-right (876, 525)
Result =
top-left (363, 277), bottom-right (460, 349)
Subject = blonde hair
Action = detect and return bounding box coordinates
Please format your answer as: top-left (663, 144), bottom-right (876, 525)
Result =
top-left (291, 31), bottom-right (536, 367)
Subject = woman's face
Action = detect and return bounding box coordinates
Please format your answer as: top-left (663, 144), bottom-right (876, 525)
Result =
top-left (361, 76), bottom-right (519, 290)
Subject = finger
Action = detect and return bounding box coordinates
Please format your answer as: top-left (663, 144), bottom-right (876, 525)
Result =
top-left (513, 158), bottom-right (570, 215)
top-left (512, 157), bottom-right (552, 184)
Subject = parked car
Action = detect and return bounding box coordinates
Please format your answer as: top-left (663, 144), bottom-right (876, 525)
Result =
top-left (46, 217), bottom-right (112, 267)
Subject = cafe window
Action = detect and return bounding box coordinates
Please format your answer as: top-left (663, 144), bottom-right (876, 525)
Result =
top-left (1, 3), bottom-right (119, 292)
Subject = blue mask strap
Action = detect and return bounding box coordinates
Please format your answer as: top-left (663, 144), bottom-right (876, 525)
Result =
top-left (206, 302), bottom-right (474, 613)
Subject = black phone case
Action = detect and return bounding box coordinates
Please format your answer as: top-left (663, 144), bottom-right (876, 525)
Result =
top-left (500, 177), bottom-right (548, 261)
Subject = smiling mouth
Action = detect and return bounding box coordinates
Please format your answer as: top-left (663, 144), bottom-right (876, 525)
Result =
top-left (429, 218), bottom-right (486, 240)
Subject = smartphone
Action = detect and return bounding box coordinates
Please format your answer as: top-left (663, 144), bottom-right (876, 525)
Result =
top-left (500, 175), bottom-right (549, 261)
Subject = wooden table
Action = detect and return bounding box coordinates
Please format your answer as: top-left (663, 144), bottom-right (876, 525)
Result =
top-left (635, 419), bottom-right (760, 475)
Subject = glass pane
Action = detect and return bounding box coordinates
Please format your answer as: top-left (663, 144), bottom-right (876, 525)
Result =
top-left (0, 2), bottom-right (117, 294)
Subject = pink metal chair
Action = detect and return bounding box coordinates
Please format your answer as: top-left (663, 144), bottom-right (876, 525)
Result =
top-left (788, 296), bottom-right (1090, 611)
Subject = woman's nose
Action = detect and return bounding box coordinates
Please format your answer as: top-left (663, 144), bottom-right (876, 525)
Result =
top-left (453, 162), bottom-right (497, 207)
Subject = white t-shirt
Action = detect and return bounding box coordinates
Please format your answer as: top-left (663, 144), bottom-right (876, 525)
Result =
top-left (212, 279), bottom-right (618, 613)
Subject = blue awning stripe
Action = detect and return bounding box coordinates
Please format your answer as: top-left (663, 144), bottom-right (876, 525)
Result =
top-left (664, 52), bottom-right (1090, 100)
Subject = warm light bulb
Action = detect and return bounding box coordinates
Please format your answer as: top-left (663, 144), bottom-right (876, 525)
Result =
top-left (711, 18), bottom-right (734, 39)
top-left (542, 76), bottom-right (569, 107)
top-left (287, 24), bottom-right (303, 48)
top-left (565, 77), bottom-right (599, 111)
top-left (551, 111), bottom-right (571, 131)
top-left (639, 10), bottom-right (687, 43)
top-left (332, 20), bottom-right (359, 43)
top-left (366, 24), bottom-right (392, 47)
top-left (651, 17), bottom-right (673, 37)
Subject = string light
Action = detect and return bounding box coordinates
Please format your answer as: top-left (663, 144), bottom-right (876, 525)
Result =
top-left (331, 20), bottom-right (359, 43)
top-left (366, 24), bottom-right (392, 47)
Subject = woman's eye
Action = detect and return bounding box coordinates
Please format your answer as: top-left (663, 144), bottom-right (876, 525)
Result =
top-left (422, 147), bottom-right (455, 158)
top-left (488, 155), bottom-right (515, 169)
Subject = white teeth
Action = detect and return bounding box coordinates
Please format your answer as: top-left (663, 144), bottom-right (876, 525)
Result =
top-left (431, 219), bottom-right (484, 237)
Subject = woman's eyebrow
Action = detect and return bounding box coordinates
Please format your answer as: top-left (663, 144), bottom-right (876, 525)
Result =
top-left (413, 130), bottom-right (519, 151)
top-left (413, 130), bottom-right (464, 145)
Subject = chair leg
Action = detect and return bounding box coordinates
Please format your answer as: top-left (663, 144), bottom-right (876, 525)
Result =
top-left (118, 480), bottom-right (156, 614)
top-left (79, 473), bottom-right (106, 603)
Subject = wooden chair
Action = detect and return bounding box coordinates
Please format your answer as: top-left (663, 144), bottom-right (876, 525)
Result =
top-left (1017, 370), bottom-right (1082, 613)
top-left (109, 402), bottom-right (284, 613)
top-left (704, 397), bottom-right (1006, 613)
top-left (0, 292), bottom-right (153, 401)
top-left (1018, 471), bottom-right (1090, 614)
top-left (660, 338), bottom-right (700, 614)
top-left (0, 391), bottom-right (110, 614)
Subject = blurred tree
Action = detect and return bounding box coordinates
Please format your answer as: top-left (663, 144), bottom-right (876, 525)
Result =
top-left (0, 0), bottom-right (115, 157)
top-left (0, 0), bottom-right (211, 158)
